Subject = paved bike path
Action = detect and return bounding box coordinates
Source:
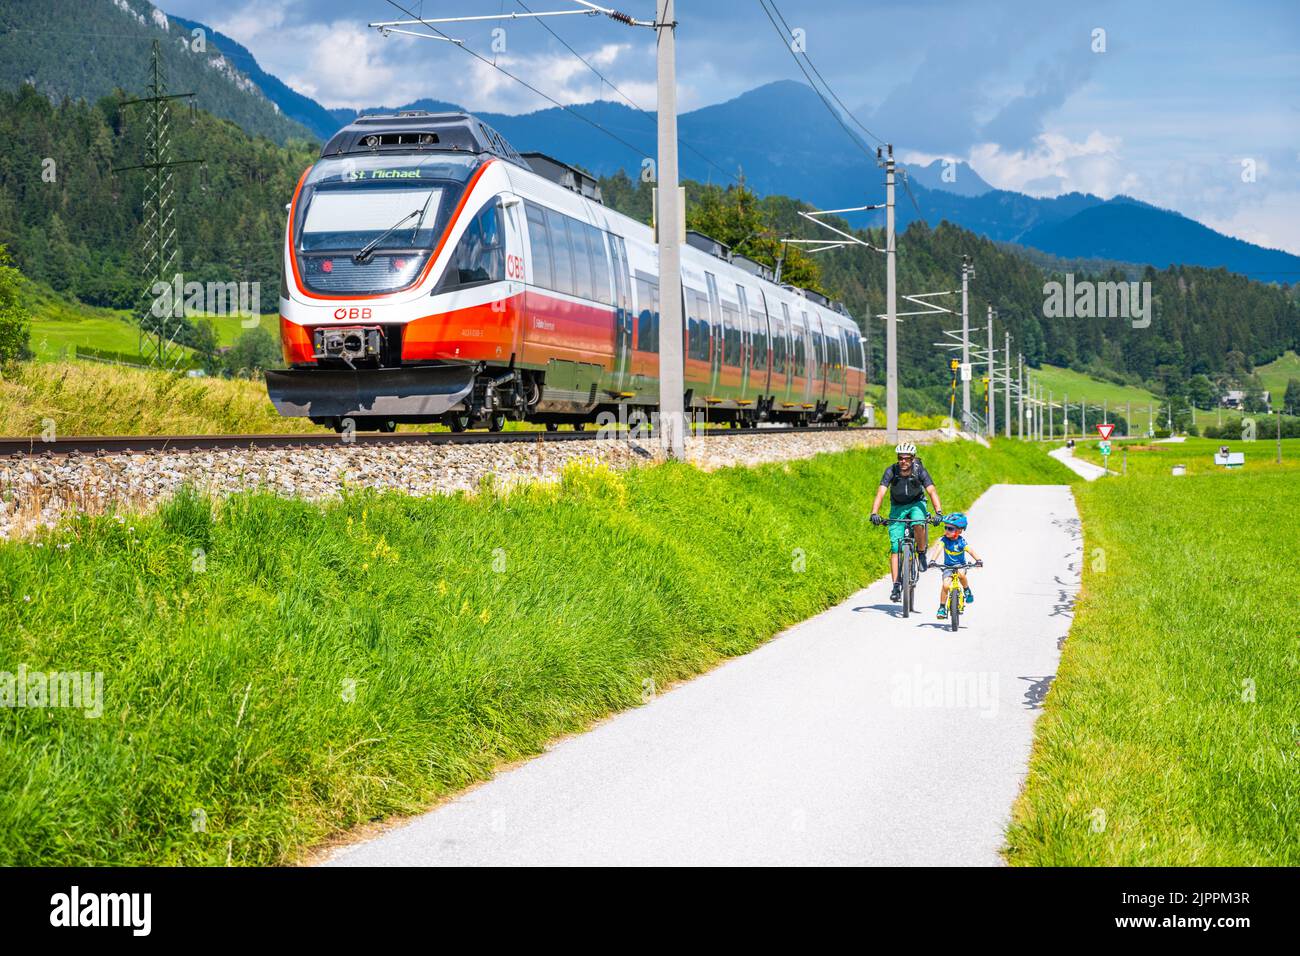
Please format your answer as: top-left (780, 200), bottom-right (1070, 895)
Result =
top-left (1050, 445), bottom-right (1107, 481)
top-left (323, 483), bottom-right (1080, 866)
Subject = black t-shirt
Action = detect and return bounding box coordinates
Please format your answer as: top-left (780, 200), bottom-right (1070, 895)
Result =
top-left (879, 458), bottom-right (934, 505)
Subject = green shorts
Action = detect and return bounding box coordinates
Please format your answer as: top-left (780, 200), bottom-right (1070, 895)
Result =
top-left (888, 501), bottom-right (929, 553)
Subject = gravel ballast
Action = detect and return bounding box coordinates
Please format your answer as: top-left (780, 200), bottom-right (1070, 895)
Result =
top-left (1, 428), bottom-right (946, 539)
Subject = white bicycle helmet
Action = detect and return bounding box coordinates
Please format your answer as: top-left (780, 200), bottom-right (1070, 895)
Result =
top-left (895, 441), bottom-right (917, 455)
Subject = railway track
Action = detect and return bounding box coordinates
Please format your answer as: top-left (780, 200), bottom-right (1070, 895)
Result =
top-left (0, 424), bottom-right (874, 458)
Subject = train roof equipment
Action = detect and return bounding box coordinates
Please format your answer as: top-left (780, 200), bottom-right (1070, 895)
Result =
top-left (321, 111), bottom-right (530, 169)
top-left (518, 152), bottom-right (604, 203)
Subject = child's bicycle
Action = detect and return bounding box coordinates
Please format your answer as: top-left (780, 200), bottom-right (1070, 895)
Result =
top-left (938, 560), bottom-right (983, 631)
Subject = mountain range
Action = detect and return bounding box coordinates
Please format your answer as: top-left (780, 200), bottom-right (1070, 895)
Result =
top-left (4, 0), bottom-right (1299, 284)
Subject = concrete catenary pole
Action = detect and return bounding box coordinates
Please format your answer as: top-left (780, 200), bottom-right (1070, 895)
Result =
top-left (1017, 353), bottom-right (1024, 439)
top-left (884, 146), bottom-right (898, 442)
top-left (1004, 331), bottom-right (1012, 438)
top-left (1063, 393), bottom-right (1069, 438)
top-left (960, 256), bottom-right (971, 429)
top-left (1049, 390), bottom-right (1054, 439)
top-left (986, 305), bottom-right (995, 438)
top-left (655, 0), bottom-right (685, 459)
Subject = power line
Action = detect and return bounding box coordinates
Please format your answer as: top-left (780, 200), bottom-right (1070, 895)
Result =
top-left (511, 0), bottom-right (742, 185)
top-left (380, 0), bottom-right (653, 162)
top-left (764, 0), bottom-right (884, 147)
top-left (756, 0), bottom-right (879, 164)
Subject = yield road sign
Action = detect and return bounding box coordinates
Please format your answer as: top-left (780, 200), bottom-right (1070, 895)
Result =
top-left (1096, 423), bottom-right (1115, 440)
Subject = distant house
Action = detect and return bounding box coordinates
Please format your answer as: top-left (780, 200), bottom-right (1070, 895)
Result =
top-left (1220, 389), bottom-right (1271, 411)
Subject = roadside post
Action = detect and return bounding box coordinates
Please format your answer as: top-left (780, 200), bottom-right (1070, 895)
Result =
top-left (1097, 422), bottom-right (1115, 474)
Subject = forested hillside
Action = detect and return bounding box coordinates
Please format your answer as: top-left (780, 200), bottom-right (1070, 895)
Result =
top-left (0, 85), bottom-right (314, 311)
top-left (0, 0), bottom-right (312, 146)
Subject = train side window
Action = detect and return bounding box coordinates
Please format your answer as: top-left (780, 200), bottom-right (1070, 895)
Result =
top-left (720, 299), bottom-right (740, 366)
top-left (437, 198), bottom-right (504, 292)
top-left (751, 306), bottom-right (767, 370)
top-left (608, 233), bottom-right (629, 309)
top-left (587, 225), bottom-right (611, 304)
top-left (524, 201), bottom-right (553, 290)
top-left (687, 289), bottom-right (710, 361)
top-left (567, 217), bottom-right (593, 300)
top-left (635, 272), bottom-right (659, 352)
top-left (544, 207), bottom-right (575, 296)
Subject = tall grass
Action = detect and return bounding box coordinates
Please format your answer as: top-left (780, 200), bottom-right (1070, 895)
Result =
top-left (0, 441), bottom-right (1070, 865)
top-left (1005, 469), bottom-right (1300, 865)
top-left (0, 361), bottom-right (317, 435)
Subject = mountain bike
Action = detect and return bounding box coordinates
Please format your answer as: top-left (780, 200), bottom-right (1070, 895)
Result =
top-left (939, 560), bottom-right (983, 631)
top-left (876, 515), bottom-right (938, 618)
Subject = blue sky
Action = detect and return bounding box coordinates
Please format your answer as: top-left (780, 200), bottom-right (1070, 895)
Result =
top-left (156, 0), bottom-right (1300, 253)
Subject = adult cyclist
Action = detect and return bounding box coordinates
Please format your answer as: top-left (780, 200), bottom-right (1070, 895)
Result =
top-left (869, 441), bottom-right (945, 602)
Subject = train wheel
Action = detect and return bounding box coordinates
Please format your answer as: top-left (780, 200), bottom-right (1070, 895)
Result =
top-left (377, 420), bottom-right (397, 433)
top-left (447, 413), bottom-right (470, 433)
top-left (488, 413), bottom-right (506, 432)
top-left (545, 422), bottom-right (559, 432)
top-left (572, 421), bottom-right (586, 431)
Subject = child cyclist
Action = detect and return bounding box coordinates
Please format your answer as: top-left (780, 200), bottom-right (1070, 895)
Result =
top-left (934, 512), bottom-right (982, 620)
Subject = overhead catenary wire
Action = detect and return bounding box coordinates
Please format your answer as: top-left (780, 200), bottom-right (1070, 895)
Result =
top-left (380, 0), bottom-right (653, 162)
top-left (757, 0), bottom-right (879, 166)
top-left (510, 0), bottom-right (743, 185)
top-left (763, 0), bottom-right (884, 147)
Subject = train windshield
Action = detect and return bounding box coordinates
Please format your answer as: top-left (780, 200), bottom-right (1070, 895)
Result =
top-left (293, 153), bottom-right (480, 295)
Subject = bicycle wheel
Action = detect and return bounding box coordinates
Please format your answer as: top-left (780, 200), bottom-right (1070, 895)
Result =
top-left (900, 544), bottom-right (913, 618)
top-left (906, 543), bottom-right (919, 614)
top-left (948, 585), bottom-right (960, 632)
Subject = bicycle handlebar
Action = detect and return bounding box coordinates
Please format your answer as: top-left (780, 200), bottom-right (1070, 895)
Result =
top-left (937, 561), bottom-right (983, 571)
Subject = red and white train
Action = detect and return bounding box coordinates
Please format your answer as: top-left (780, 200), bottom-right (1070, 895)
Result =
top-left (268, 111), bottom-right (868, 431)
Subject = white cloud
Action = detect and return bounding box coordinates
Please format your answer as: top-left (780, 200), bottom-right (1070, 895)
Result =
top-left (1201, 191), bottom-right (1300, 257)
top-left (968, 131), bottom-right (1138, 198)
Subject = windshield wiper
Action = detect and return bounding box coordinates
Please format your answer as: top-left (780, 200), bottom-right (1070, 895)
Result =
top-left (353, 208), bottom-right (422, 264)
top-left (353, 190), bottom-right (439, 264)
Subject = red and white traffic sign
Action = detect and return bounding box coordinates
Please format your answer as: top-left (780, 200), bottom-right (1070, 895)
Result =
top-left (1096, 423), bottom-right (1115, 440)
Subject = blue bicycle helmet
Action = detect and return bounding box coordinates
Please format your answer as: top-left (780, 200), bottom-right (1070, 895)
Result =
top-left (943, 512), bottom-right (968, 529)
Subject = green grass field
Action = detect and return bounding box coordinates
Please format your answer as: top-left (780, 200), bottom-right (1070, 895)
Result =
top-left (0, 441), bottom-right (1072, 865)
top-left (1031, 364), bottom-right (1160, 411)
top-left (1005, 466), bottom-right (1300, 865)
top-left (23, 281), bottom-right (277, 362)
top-left (25, 286), bottom-right (142, 363)
top-left (1070, 436), bottom-right (1300, 478)
top-left (1255, 350), bottom-right (1300, 401)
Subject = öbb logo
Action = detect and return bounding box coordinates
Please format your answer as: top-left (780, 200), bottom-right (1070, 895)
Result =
top-left (333, 307), bottom-right (373, 321)
top-left (506, 254), bottom-right (525, 280)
